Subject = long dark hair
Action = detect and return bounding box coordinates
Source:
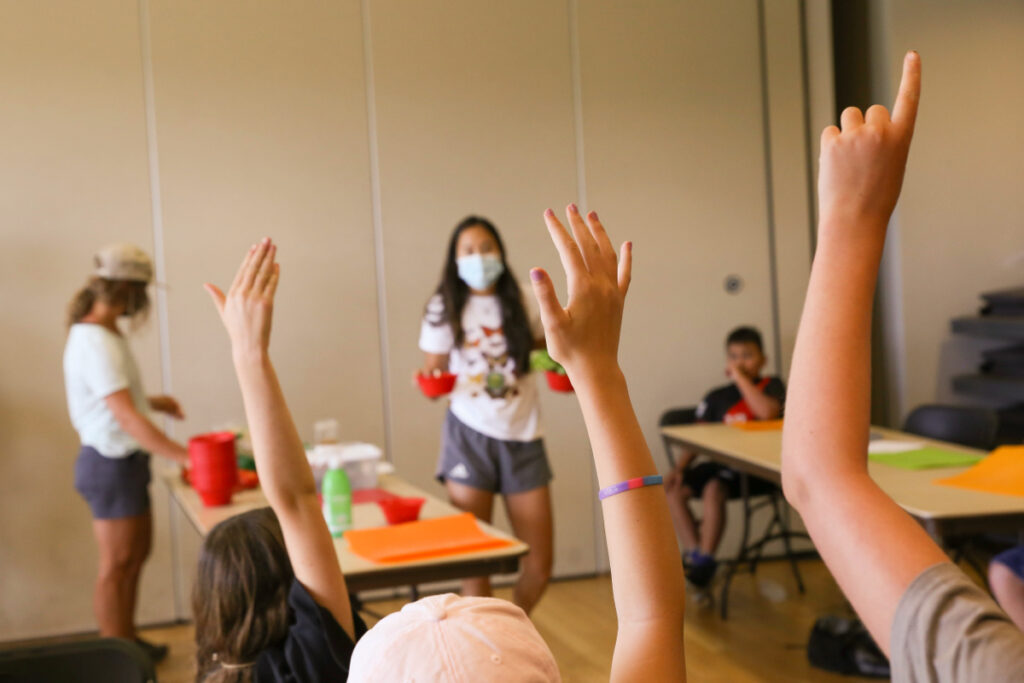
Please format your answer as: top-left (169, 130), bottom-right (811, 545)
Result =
top-left (429, 216), bottom-right (533, 376)
top-left (193, 508), bottom-right (294, 682)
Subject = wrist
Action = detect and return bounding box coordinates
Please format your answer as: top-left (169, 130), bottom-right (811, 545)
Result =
top-left (232, 346), bottom-right (271, 369)
top-left (565, 359), bottom-right (623, 388)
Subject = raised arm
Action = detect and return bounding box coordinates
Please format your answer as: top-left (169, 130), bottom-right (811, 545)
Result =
top-left (530, 205), bottom-right (686, 681)
top-left (780, 52), bottom-right (948, 650)
top-left (205, 238), bottom-right (356, 640)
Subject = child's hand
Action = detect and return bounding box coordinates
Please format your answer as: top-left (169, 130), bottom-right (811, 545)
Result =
top-left (818, 51), bottom-right (920, 235)
top-left (150, 395), bottom-right (185, 420)
top-left (529, 205), bottom-right (631, 379)
top-left (204, 238), bottom-right (280, 358)
top-left (725, 361), bottom-right (746, 382)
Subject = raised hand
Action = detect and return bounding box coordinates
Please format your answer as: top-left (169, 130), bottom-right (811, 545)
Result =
top-left (528, 204), bottom-right (631, 380)
top-left (204, 238), bottom-right (280, 357)
top-left (818, 51), bottom-right (921, 234)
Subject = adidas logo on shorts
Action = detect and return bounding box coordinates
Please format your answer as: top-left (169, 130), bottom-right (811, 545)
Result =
top-left (448, 463), bottom-right (470, 480)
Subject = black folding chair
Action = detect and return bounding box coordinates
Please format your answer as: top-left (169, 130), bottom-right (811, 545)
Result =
top-left (0, 637), bottom-right (155, 683)
top-left (903, 404), bottom-right (999, 451)
top-left (659, 407), bottom-right (807, 618)
top-left (902, 403), bottom-right (1000, 582)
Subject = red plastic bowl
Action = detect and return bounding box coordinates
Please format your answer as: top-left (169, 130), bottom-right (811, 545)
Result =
top-left (417, 372), bottom-right (457, 398)
top-left (377, 497), bottom-right (426, 525)
top-left (545, 370), bottom-right (574, 393)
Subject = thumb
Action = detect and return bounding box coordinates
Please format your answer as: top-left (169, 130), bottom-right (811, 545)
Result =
top-left (529, 268), bottom-right (567, 334)
top-left (203, 283), bottom-right (226, 315)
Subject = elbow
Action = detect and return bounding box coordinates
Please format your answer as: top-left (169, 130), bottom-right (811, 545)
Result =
top-left (780, 457), bottom-right (811, 514)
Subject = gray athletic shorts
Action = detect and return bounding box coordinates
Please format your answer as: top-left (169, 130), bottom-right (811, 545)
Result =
top-left (436, 411), bottom-right (552, 495)
top-left (74, 446), bottom-right (151, 519)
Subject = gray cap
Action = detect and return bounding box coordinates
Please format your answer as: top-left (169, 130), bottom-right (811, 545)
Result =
top-left (93, 243), bottom-right (153, 283)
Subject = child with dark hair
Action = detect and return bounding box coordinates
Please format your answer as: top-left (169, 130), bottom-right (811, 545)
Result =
top-left (664, 324), bottom-right (785, 588)
top-left (417, 216), bottom-right (553, 614)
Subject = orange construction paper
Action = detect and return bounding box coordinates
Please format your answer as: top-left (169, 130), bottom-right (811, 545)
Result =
top-left (730, 419), bottom-right (784, 432)
top-left (935, 446), bottom-right (1024, 498)
top-left (345, 512), bottom-right (514, 564)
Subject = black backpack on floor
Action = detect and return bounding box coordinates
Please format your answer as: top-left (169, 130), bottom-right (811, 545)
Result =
top-left (807, 615), bottom-right (890, 678)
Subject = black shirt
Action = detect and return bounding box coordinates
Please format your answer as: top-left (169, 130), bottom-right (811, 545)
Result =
top-left (255, 580), bottom-right (368, 683)
top-left (695, 377), bottom-right (786, 423)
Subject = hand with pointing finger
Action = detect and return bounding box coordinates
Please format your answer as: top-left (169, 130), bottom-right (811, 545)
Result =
top-left (818, 51), bottom-right (921, 235)
top-left (204, 237), bottom-right (281, 358)
top-left (528, 204), bottom-right (632, 381)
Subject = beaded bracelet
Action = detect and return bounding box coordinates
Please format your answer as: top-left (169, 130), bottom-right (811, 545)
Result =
top-left (598, 475), bottom-right (663, 500)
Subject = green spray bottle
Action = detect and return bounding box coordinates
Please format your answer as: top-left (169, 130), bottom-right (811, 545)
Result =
top-left (322, 457), bottom-right (352, 537)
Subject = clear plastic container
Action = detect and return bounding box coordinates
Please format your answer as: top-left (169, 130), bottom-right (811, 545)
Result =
top-left (308, 442), bottom-right (383, 491)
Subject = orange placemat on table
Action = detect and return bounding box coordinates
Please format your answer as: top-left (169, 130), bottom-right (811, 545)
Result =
top-left (345, 512), bottom-right (514, 564)
top-left (934, 446), bottom-right (1024, 497)
top-left (729, 419), bottom-right (784, 432)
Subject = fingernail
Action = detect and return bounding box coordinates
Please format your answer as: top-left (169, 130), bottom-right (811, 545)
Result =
top-left (544, 208), bottom-right (554, 218)
top-left (530, 268), bottom-right (544, 282)
top-left (627, 241), bottom-right (633, 250)
top-left (589, 210), bottom-right (599, 221)
top-left (569, 203), bottom-right (579, 214)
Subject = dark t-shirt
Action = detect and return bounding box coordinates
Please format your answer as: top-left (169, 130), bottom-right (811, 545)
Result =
top-left (695, 376), bottom-right (786, 423)
top-left (255, 580), bottom-right (368, 683)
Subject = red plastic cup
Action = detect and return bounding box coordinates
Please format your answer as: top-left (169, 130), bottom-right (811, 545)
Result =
top-left (417, 372), bottom-right (457, 398)
top-left (377, 497), bottom-right (426, 525)
top-left (545, 370), bottom-right (574, 393)
top-left (189, 432), bottom-right (238, 507)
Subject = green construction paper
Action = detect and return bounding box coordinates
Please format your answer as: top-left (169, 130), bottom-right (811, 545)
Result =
top-left (868, 447), bottom-right (984, 470)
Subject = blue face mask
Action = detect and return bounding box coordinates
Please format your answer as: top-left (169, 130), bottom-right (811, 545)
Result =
top-left (457, 254), bottom-right (505, 291)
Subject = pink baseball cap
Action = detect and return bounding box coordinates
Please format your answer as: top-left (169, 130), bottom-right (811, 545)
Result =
top-left (349, 593), bottom-right (561, 682)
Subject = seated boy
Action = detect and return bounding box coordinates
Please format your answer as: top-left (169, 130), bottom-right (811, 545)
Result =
top-left (665, 325), bottom-right (785, 588)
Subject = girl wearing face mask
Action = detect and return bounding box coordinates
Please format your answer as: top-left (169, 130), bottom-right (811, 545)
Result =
top-left (418, 216), bottom-right (553, 614)
top-left (63, 243), bottom-right (189, 663)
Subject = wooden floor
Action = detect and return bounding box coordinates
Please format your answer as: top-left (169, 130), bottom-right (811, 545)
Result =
top-left (143, 558), bottom-right (876, 682)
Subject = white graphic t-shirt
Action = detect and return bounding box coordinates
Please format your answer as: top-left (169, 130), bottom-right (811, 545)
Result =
top-left (419, 293), bottom-right (543, 442)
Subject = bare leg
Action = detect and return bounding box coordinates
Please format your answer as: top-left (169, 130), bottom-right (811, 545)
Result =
top-left (665, 479), bottom-right (700, 551)
top-left (990, 561), bottom-right (1024, 630)
top-left (121, 510), bottom-right (152, 634)
top-left (446, 480), bottom-right (495, 597)
top-left (92, 514), bottom-right (150, 638)
top-left (699, 478), bottom-right (728, 557)
top-left (503, 486), bottom-right (553, 615)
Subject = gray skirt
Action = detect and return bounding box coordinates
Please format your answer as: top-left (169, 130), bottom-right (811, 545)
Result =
top-left (74, 446), bottom-right (151, 519)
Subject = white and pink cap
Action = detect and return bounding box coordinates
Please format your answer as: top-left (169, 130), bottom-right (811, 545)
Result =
top-left (349, 593), bottom-right (561, 682)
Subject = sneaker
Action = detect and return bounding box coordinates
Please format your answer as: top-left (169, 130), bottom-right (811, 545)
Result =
top-left (685, 554), bottom-right (718, 589)
top-left (135, 637), bottom-right (169, 664)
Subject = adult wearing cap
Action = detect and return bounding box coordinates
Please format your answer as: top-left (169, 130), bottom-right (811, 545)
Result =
top-left (63, 243), bottom-right (188, 663)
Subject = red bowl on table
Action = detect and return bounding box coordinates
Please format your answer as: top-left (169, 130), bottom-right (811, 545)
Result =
top-left (377, 496), bottom-right (426, 525)
top-left (417, 372), bottom-right (457, 398)
top-left (545, 370), bottom-right (574, 393)
top-left (189, 431), bottom-right (238, 507)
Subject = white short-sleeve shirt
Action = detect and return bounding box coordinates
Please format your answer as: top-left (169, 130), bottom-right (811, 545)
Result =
top-left (63, 323), bottom-right (151, 458)
top-left (419, 293), bottom-right (543, 442)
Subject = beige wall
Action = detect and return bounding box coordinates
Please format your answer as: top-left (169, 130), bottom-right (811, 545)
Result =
top-left (1, 0), bottom-right (818, 638)
top-left (0, 0), bottom-right (175, 640)
top-left (871, 0), bottom-right (1024, 423)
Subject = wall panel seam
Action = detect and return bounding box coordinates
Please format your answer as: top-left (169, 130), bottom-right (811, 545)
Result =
top-left (137, 0), bottom-right (184, 620)
top-left (360, 0), bottom-right (393, 461)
